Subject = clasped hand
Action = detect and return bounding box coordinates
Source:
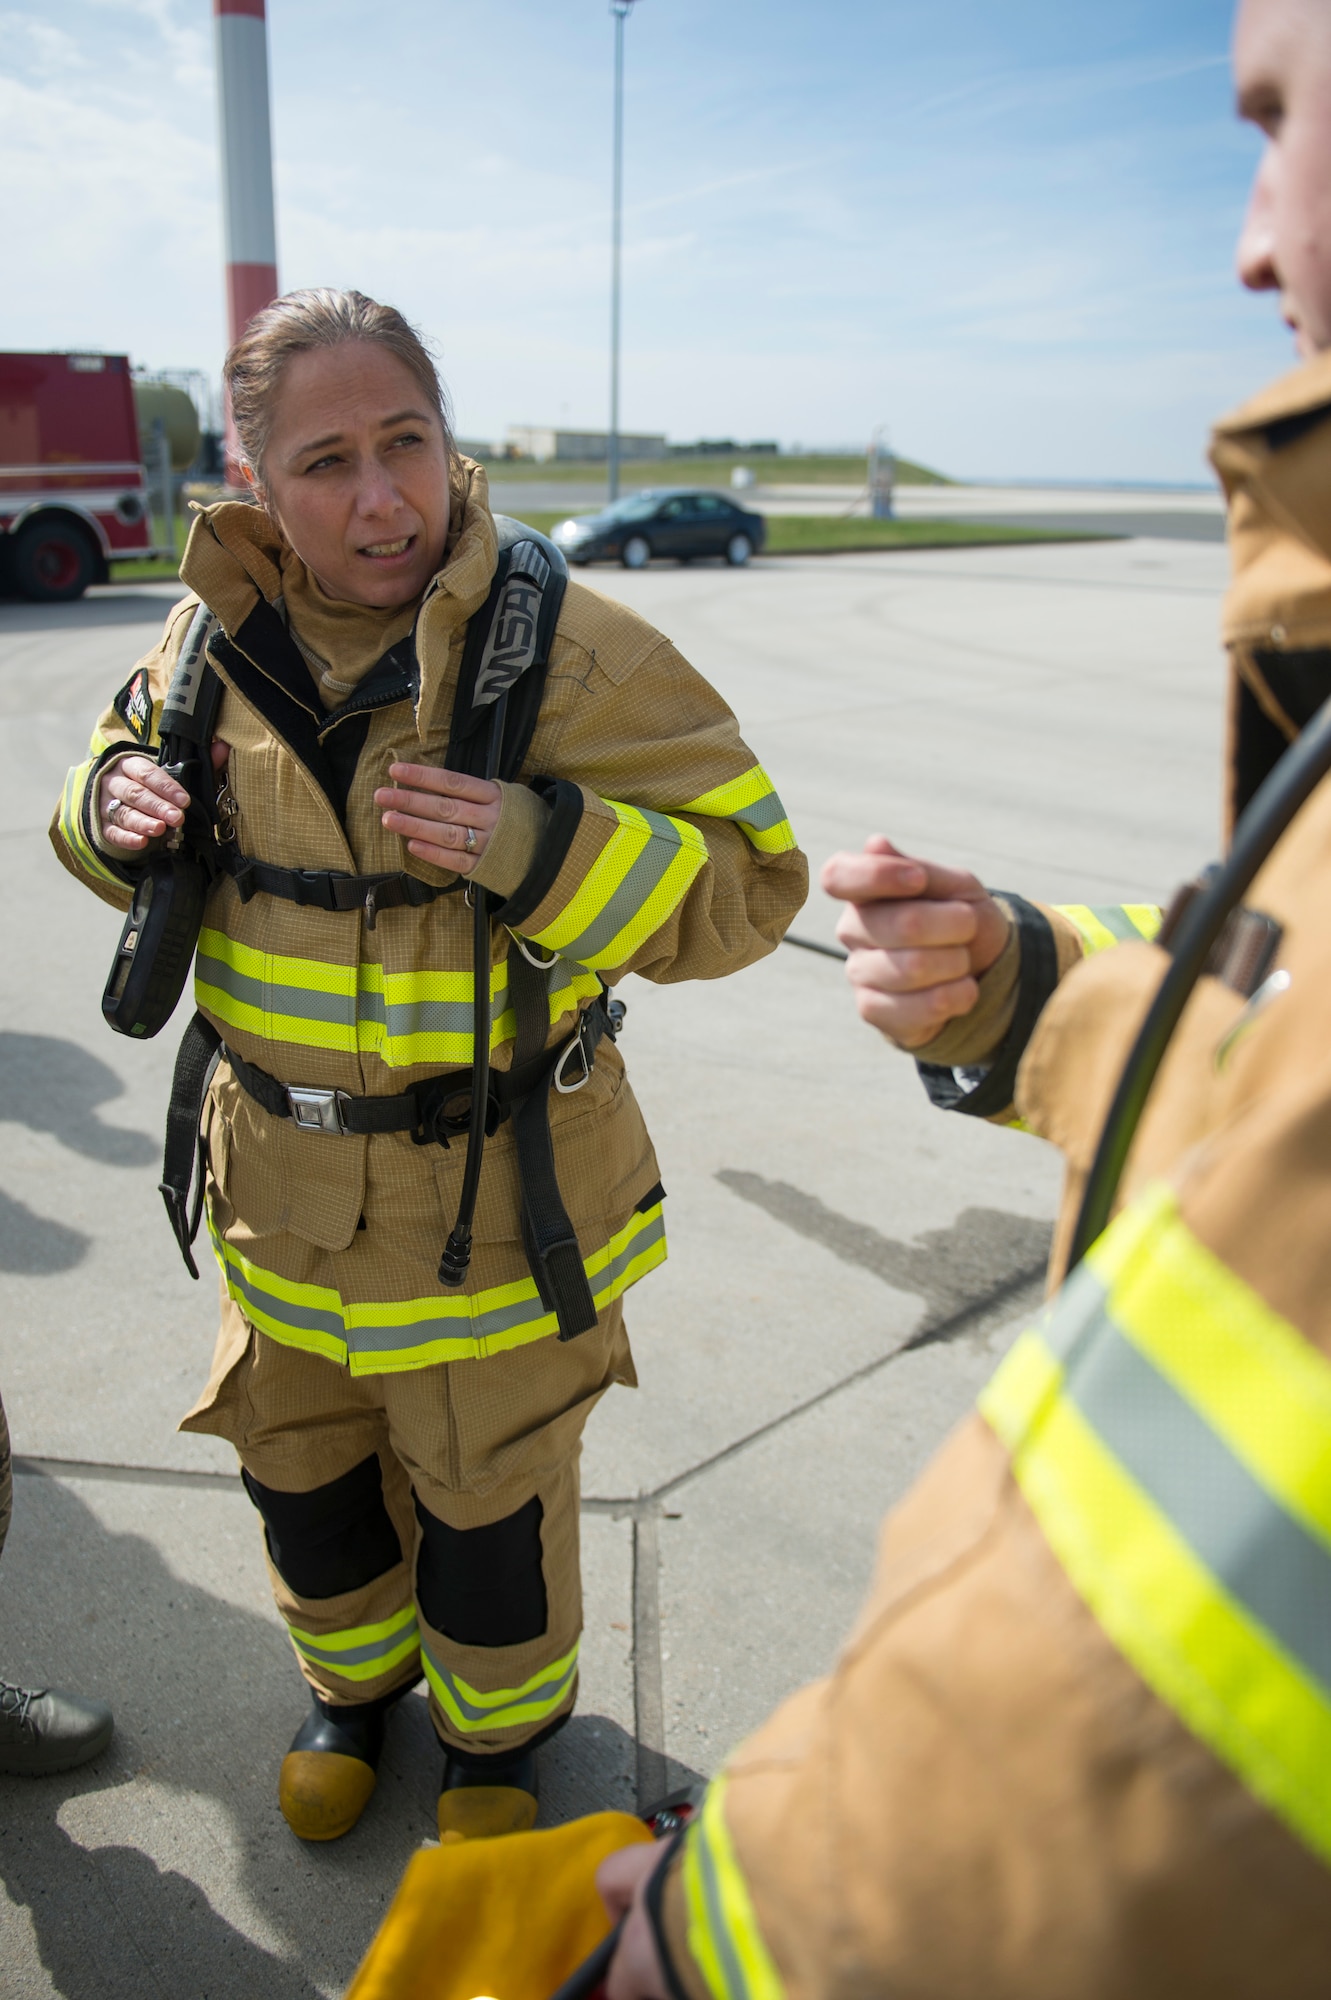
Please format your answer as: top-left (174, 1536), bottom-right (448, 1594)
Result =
top-left (822, 833), bottom-right (1011, 1049)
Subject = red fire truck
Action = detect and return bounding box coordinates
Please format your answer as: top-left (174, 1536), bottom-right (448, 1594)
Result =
top-left (0, 350), bottom-right (177, 603)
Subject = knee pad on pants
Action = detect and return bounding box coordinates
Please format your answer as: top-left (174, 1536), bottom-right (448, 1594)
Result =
top-left (243, 1454), bottom-right (403, 1599)
top-left (414, 1493), bottom-right (547, 1647)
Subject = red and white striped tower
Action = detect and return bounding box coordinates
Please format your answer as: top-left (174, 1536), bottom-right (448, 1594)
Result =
top-left (214, 0), bottom-right (279, 478)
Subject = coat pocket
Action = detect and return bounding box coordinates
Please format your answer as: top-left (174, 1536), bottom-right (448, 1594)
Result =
top-left (208, 1071), bottom-right (367, 1251)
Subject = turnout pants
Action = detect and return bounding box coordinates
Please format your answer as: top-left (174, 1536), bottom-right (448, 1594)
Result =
top-left (182, 1292), bottom-right (635, 1755)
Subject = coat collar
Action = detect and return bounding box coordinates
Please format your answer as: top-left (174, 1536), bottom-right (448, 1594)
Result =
top-left (179, 456), bottom-right (501, 742)
top-left (1210, 351), bottom-right (1331, 651)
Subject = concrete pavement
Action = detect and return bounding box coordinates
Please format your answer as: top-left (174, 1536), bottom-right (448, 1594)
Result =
top-left (0, 535), bottom-right (1228, 1994)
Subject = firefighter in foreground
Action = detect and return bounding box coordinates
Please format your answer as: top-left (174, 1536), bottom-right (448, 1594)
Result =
top-left (596, 0), bottom-right (1331, 1991)
top-left (50, 289), bottom-right (806, 1845)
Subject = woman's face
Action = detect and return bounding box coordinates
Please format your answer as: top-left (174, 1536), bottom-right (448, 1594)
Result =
top-left (254, 341), bottom-right (451, 607)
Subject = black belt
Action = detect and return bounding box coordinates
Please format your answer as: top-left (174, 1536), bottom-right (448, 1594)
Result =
top-left (159, 967), bottom-right (620, 1342)
top-left (220, 1005), bottom-right (610, 1145)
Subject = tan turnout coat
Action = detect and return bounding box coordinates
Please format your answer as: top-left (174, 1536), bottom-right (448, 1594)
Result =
top-left (51, 464), bottom-right (807, 1386)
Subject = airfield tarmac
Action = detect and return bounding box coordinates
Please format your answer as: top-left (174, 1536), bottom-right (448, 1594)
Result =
top-left (0, 531), bottom-right (1227, 1995)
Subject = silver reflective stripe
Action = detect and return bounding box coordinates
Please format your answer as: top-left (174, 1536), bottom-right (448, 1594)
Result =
top-left (379, 987), bottom-right (507, 1041)
top-left (294, 1621), bottom-right (419, 1670)
top-left (725, 791), bottom-right (786, 833)
top-left (347, 1288), bottom-right (552, 1358)
top-left (1065, 1315), bottom-right (1331, 1694)
top-left (223, 1257), bottom-right (346, 1344)
top-left (196, 951), bottom-right (358, 1030)
top-left (1040, 1257), bottom-right (1109, 1367)
top-left (560, 810), bottom-right (694, 963)
top-left (599, 1206), bottom-right (665, 1289)
top-left (423, 1646), bottom-right (576, 1724)
top-left (1088, 904), bottom-right (1145, 942)
top-left (695, 1822), bottom-right (755, 2000)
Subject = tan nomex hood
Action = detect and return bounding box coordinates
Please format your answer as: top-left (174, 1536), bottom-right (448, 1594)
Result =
top-left (179, 456), bottom-right (501, 743)
top-left (1210, 351), bottom-right (1331, 832)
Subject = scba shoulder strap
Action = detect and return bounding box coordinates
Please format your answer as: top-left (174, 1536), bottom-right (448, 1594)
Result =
top-left (158, 521), bottom-right (606, 1341)
top-left (200, 517), bottom-right (567, 923)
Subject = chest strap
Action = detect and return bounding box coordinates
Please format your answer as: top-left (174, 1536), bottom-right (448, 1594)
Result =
top-left (220, 848), bottom-right (457, 930)
top-left (159, 964), bottom-right (621, 1342)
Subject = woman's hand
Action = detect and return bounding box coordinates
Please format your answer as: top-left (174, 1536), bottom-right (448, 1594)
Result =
top-left (97, 739), bottom-right (231, 855)
top-left (597, 1842), bottom-right (673, 2000)
top-left (98, 753), bottom-right (189, 853)
top-left (374, 763), bottom-right (501, 875)
top-left (822, 834), bottom-right (1011, 1050)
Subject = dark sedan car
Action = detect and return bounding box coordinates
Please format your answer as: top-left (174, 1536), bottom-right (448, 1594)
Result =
top-left (550, 488), bottom-right (767, 569)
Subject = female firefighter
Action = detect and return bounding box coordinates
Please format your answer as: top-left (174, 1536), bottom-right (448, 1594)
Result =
top-left (51, 290), bottom-right (806, 1845)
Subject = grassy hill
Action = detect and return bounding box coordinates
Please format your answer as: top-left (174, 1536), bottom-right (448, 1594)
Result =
top-left (461, 449), bottom-right (950, 488)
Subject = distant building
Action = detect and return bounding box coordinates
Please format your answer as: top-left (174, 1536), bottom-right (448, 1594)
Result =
top-left (668, 439), bottom-right (779, 457)
top-left (504, 425), bottom-right (668, 464)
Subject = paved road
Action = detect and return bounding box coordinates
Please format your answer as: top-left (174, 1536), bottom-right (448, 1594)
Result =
top-left (0, 535), bottom-right (1228, 1994)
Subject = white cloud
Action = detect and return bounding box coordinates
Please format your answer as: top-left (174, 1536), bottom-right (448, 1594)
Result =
top-left (0, 0), bottom-right (1294, 477)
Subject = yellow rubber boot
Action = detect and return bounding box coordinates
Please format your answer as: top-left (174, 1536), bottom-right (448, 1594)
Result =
top-left (437, 1746), bottom-right (538, 1841)
top-left (281, 1750), bottom-right (377, 1841)
top-left (279, 1697), bottom-right (388, 1843)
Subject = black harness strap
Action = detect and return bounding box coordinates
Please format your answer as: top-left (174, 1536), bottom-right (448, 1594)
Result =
top-left (507, 944), bottom-right (600, 1341)
top-left (160, 1010), bottom-right (223, 1279)
top-left (219, 848), bottom-right (457, 929)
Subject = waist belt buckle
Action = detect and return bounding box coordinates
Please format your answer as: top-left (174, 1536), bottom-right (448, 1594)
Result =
top-left (287, 1085), bottom-right (351, 1135)
top-left (554, 1020), bottom-right (593, 1096)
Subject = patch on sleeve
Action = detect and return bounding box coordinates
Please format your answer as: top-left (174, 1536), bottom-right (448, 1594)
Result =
top-left (113, 669), bottom-right (154, 744)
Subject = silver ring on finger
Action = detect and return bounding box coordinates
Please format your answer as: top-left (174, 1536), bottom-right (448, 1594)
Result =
top-left (463, 825), bottom-right (477, 854)
top-left (106, 796), bottom-right (124, 823)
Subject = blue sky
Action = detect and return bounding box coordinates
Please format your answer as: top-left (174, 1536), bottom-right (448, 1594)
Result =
top-left (0, 0), bottom-right (1298, 480)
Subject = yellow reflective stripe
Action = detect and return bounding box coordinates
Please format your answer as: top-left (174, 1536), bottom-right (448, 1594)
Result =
top-left (980, 1184), bottom-right (1331, 1871)
top-left (195, 928), bottom-right (600, 1067)
top-left (1095, 1184), bottom-right (1331, 1553)
top-left (210, 1200), bottom-right (668, 1376)
top-left (422, 1639), bottom-right (578, 1734)
top-left (528, 802), bottom-right (708, 970)
top-left (682, 1776), bottom-right (785, 2000)
top-left (1121, 903), bottom-right (1162, 941)
top-left (679, 764), bottom-right (798, 857)
top-left (287, 1605), bottom-right (420, 1683)
top-left (209, 1217), bottom-right (349, 1364)
top-left (58, 754), bottom-right (124, 891)
top-left (1056, 903), bottom-right (1163, 955)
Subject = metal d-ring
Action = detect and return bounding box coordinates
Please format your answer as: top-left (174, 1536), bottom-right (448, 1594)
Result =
top-left (554, 1029), bottom-right (593, 1094)
top-left (509, 930), bottom-right (560, 973)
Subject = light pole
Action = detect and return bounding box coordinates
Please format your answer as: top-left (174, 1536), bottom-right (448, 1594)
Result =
top-left (607, 0), bottom-right (639, 503)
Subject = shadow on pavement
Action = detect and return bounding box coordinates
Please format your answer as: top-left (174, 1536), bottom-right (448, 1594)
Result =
top-left (0, 1034), bottom-right (155, 1168)
top-left (2, 1810), bottom-right (326, 2000)
top-left (0, 1475), bottom-right (664, 1997)
top-left (0, 1187), bottom-right (89, 1274)
top-left (716, 1172), bottom-right (1051, 1333)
